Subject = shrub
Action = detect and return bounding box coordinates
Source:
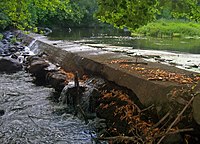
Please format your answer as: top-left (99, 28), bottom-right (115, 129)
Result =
top-left (133, 19), bottom-right (200, 38)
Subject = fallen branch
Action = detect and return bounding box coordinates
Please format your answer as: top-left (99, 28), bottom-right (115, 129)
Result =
top-left (140, 104), bottom-right (154, 113)
top-left (157, 95), bottom-right (195, 144)
top-left (154, 128), bottom-right (194, 139)
top-left (151, 110), bottom-right (171, 130)
top-left (98, 135), bottom-right (143, 143)
top-left (77, 104), bottom-right (89, 125)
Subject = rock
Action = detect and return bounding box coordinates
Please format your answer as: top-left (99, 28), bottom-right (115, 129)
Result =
top-left (59, 82), bottom-right (85, 107)
top-left (193, 93), bottom-right (200, 125)
top-left (46, 71), bottom-right (68, 91)
top-left (28, 59), bottom-right (49, 74)
top-left (0, 57), bottom-right (23, 73)
top-left (1, 39), bottom-right (8, 44)
top-left (0, 48), bottom-right (4, 54)
top-left (193, 81), bottom-right (200, 94)
top-left (14, 41), bottom-right (21, 46)
top-left (0, 109), bottom-right (5, 116)
top-left (0, 41), bottom-right (4, 48)
top-left (9, 46), bottom-right (18, 53)
top-left (38, 27), bottom-right (52, 36)
top-left (162, 133), bottom-right (183, 144)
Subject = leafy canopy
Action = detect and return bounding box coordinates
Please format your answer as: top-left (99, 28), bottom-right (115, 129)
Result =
top-left (0, 0), bottom-right (70, 30)
top-left (96, 0), bottom-right (200, 30)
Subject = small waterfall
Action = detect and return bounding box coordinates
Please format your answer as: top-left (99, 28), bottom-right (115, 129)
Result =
top-left (27, 39), bottom-right (39, 54)
top-left (28, 39), bottom-right (37, 48)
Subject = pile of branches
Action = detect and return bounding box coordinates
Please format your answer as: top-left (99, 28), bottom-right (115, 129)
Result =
top-left (96, 87), bottom-right (200, 144)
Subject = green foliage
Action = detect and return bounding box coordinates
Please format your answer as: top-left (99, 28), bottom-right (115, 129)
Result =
top-left (10, 36), bottom-right (17, 44)
top-left (96, 0), bottom-right (159, 29)
top-left (134, 19), bottom-right (200, 37)
top-left (40, 0), bottom-right (99, 28)
top-left (0, 0), bottom-right (70, 30)
top-left (96, 0), bottom-right (200, 31)
top-left (40, 1), bottom-right (84, 27)
top-left (0, 0), bottom-right (99, 30)
top-left (0, 33), bottom-right (3, 40)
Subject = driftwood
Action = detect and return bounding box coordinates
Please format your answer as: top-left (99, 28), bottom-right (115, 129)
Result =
top-left (98, 128), bottom-right (194, 143)
top-left (77, 104), bottom-right (89, 124)
top-left (97, 91), bottom-right (197, 144)
top-left (157, 95), bottom-right (195, 144)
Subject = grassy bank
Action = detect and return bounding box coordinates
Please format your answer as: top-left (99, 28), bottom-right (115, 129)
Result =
top-left (133, 19), bottom-right (200, 38)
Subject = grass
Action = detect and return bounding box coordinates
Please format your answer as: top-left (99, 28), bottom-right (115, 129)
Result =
top-left (133, 19), bottom-right (200, 38)
top-left (0, 33), bottom-right (3, 40)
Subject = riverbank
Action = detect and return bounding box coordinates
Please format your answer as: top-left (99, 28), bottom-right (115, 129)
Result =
top-left (133, 19), bottom-right (200, 38)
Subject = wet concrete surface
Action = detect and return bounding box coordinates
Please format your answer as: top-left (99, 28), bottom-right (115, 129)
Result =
top-left (17, 32), bottom-right (200, 107)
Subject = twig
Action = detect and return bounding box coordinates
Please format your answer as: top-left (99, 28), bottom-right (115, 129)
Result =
top-left (157, 96), bottom-right (194, 144)
top-left (74, 71), bottom-right (80, 102)
top-left (74, 71), bottom-right (80, 115)
top-left (151, 111), bottom-right (171, 130)
top-left (74, 71), bottom-right (79, 93)
top-left (154, 128), bottom-right (194, 139)
top-left (98, 135), bottom-right (142, 143)
top-left (134, 104), bottom-right (141, 113)
top-left (27, 114), bottom-right (41, 128)
top-left (77, 104), bottom-right (89, 124)
top-left (140, 104), bottom-right (154, 113)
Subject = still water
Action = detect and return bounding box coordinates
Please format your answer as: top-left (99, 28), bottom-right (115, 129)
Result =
top-left (0, 72), bottom-right (94, 144)
top-left (48, 27), bottom-right (200, 54)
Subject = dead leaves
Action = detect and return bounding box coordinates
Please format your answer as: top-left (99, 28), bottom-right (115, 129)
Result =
top-left (146, 69), bottom-right (196, 84)
top-left (99, 89), bottom-right (161, 143)
top-left (109, 59), bottom-right (200, 84)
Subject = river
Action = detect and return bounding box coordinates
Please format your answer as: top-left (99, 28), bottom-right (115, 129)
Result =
top-left (48, 27), bottom-right (200, 73)
top-left (0, 71), bottom-right (94, 144)
top-left (48, 27), bottom-right (200, 54)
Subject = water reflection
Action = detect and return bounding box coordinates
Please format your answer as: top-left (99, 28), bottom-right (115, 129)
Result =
top-left (0, 72), bottom-right (93, 144)
top-left (48, 28), bottom-right (200, 54)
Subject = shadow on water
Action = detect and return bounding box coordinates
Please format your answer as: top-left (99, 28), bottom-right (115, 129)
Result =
top-left (48, 27), bottom-right (200, 54)
top-left (0, 71), bottom-right (94, 144)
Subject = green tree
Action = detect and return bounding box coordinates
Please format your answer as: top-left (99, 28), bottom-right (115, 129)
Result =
top-left (0, 0), bottom-right (70, 30)
top-left (95, 0), bottom-right (159, 30)
top-left (40, 0), bottom-right (99, 28)
top-left (95, 0), bottom-right (200, 30)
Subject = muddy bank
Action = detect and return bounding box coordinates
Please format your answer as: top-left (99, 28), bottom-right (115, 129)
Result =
top-left (11, 30), bottom-right (199, 143)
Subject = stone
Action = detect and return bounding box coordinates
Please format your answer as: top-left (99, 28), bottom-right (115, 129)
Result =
top-left (9, 46), bottom-right (17, 53)
top-left (0, 48), bottom-right (4, 54)
top-left (1, 39), bottom-right (8, 44)
top-left (193, 81), bottom-right (200, 94)
top-left (0, 109), bottom-right (5, 116)
top-left (0, 57), bottom-right (23, 73)
top-left (162, 133), bottom-right (183, 144)
top-left (0, 41), bottom-right (4, 48)
top-left (46, 71), bottom-right (68, 91)
top-left (193, 93), bottom-right (200, 125)
top-left (14, 41), bottom-right (21, 46)
top-left (28, 59), bottom-right (49, 74)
